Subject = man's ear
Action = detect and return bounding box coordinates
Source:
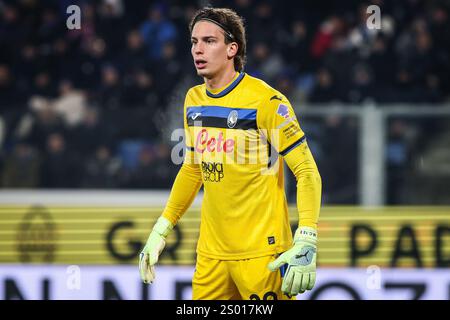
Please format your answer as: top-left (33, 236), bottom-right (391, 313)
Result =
top-left (227, 42), bottom-right (238, 59)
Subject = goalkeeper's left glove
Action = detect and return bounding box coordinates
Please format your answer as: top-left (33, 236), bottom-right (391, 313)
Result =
top-left (268, 226), bottom-right (317, 296)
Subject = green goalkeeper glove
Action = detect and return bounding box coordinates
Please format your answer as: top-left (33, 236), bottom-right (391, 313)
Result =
top-left (139, 216), bottom-right (174, 284)
top-left (268, 226), bottom-right (317, 296)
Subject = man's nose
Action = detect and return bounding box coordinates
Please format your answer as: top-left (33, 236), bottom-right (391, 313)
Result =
top-left (194, 42), bottom-right (204, 54)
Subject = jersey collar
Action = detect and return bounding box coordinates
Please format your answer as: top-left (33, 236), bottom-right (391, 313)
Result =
top-left (205, 72), bottom-right (245, 98)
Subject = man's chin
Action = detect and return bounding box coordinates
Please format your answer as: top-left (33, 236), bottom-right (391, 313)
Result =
top-left (197, 69), bottom-right (211, 77)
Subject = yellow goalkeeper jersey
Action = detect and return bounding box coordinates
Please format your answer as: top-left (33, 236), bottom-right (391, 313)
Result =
top-left (181, 71), bottom-right (307, 260)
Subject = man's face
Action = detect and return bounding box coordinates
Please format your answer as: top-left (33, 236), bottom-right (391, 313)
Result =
top-left (191, 21), bottom-right (233, 78)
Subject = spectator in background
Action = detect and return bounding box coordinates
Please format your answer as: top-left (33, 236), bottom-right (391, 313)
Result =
top-left (37, 7), bottom-right (65, 44)
top-left (386, 120), bottom-right (412, 204)
top-left (121, 0), bottom-right (149, 27)
top-left (394, 18), bottom-right (440, 103)
top-left (312, 16), bottom-right (353, 101)
top-left (0, 65), bottom-right (18, 109)
top-left (53, 80), bottom-right (88, 127)
top-left (152, 42), bottom-right (182, 106)
top-left (2, 142), bottom-right (40, 188)
top-left (31, 72), bottom-right (55, 98)
top-left (233, 0), bottom-right (253, 24)
top-left (79, 37), bottom-right (108, 90)
top-left (50, 37), bottom-right (82, 87)
top-left (97, 65), bottom-right (123, 111)
top-left (24, 98), bottom-right (66, 150)
top-left (119, 30), bottom-right (148, 71)
top-left (0, 4), bottom-right (23, 61)
top-left (123, 70), bottom-right (158, 108)
top-left (66, 2), bottom-right (97, 48)
top-left (281, 19), bottom-right (311, 73)
top-left (96, 0), bottom-right (125, 53)
top-left (274, 71), bottom-right (296, 101)
top-left (410, 28), bottom-right (440, 102)
top-left (40, 133), bottom-right (80, 188)
top-left (120, 145), bottom-right (156, 189)
top-left (69, 107), bottom-right (111, 156)
top-left (15, 44), bottom-right (39, 85)
top-left (309, 68), bottom-right (337, 103)
top-left (310, 16), bottom-right (346, 60)
top-left (151, 143), bottom-right (177, 188)
top-left (347, 63), bottom-right (374, 103)
top-left (82, 145), bottom-right (122, 188)
top-left (320, 115), bottom-right (358, 203)
top-left (347, 3), bottom-right (390, 53)
top-left (139, 3), bottom-right (177, 61)
top-left (118, 143), bottom-right (177, 189)
top-left (246, 1), bottom-right (278, 44)
top-left (367, 34), bottom-right (395, 101)
top-left (429, 4), bottom-right (450, 96)
top-left (246, 42), bottom-right (284, 83)
top-left (175, 4), bottom-right (202, 76)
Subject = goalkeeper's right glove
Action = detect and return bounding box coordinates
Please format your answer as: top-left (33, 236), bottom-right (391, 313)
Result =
top-left (139, 216), bottom-right (174, 284)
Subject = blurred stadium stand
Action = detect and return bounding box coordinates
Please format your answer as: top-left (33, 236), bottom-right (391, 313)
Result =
top-left (0, 0), bottom-right (450, 207)
top-left (0, 0), bottom-right (450, 301)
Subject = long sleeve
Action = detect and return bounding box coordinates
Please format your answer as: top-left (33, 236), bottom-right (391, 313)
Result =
top-left (256, 91), bottom-right (321, 230)
top-left (161, 157), bottom-right (203, 225)
top-left (283, 141), bottom-right (322, 230)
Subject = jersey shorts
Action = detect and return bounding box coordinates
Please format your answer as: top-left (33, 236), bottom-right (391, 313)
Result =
top-left (192, 254), bottom-right (295, 300)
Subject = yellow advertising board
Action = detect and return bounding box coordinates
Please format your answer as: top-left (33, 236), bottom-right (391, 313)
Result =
top-left (0, 206), bottom-right (448, 267)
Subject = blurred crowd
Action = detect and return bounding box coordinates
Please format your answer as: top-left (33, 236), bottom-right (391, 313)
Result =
top-left (0, 0), bottom-right (449, 203)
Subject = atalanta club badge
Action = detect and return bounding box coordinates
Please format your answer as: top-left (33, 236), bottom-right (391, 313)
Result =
top-left (227, 110), bottom-right (238, 128)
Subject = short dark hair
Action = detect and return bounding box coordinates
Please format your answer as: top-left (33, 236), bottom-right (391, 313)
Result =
top-left (189, 7), bottom-right (247, 72)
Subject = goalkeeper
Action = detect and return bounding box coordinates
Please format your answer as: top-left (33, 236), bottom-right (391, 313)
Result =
top-left (139, 7), bottom-right (322, 300)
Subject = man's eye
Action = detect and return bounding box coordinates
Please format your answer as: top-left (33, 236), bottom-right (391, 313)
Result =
top-left (207, 39), bottom-right (215, 44)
